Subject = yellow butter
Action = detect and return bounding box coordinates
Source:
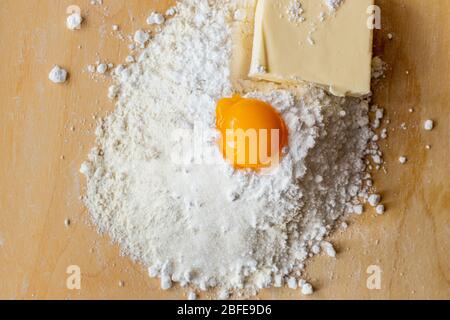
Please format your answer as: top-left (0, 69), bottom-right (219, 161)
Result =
top-left (249, 0), bottom-right (374, 96)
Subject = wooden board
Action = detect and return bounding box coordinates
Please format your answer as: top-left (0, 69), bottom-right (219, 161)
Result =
top-left (0, 0), bottom-right (448, 300)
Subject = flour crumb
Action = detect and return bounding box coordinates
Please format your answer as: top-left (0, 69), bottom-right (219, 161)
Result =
top-left (300, 281), bottom-right (314, 295)
top-left (398, 122), bottom-right (407, 131)
top-left (166, 7), bottom-right (177, 17)
top-left (375, 205), bottom-right (385, 215)
top-left (96, 63), bottom-right (108, 74)
top-left (161, 275), bottom-right (172, 290)
top-left (87, 65), bottom-right (96, 73)
top-left (147, 12), bottom-right (165, 25)
top-left (287, 0), bottom-right (305, 23)
top-left (322, 241), bottom-right (336, 257)
top-left (108, 85), bottom-right (119, 99)
top-left (187, 291), bottom-right (197, 300)
top-left (353, 204), bottom-right (364, 215)
top-left (318, 12), bottom-right (326, 22)
top-left (254, 65), bottom-right (267, 74)
top-left (324, 0), bottom-right (345, 12)
top-left (218, 289), bottom-right (230, 300)
top-left (399, 156), bottom-right (407, 164)
top-left (287, 277), bottom-right (298, 289)
top-left (134, 29), bottom-right (150, 47)
top-left (424, 120), bottom-right (434, 131)
top-left (67, 13), bottom-right (83, 30)
top-left (273, 275), bottom-right (283, 287)
top-left (368, 194), bottom-right (381, 207)
top-left (48, 65), bottom-right (68, 83)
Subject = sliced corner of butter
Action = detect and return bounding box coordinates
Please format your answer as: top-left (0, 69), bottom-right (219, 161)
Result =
top-left (249, 0), bottom-right (374, 97)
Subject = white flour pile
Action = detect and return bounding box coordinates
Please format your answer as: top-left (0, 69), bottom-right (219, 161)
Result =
top-left (81, 0), bottom-right (380, 297)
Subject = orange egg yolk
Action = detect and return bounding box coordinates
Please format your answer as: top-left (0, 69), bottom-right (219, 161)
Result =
top-left (216, 95), bottom-right (288, 170)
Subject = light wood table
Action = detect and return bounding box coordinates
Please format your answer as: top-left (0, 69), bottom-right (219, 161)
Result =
top-left (0, 0), bottom-right (448, 300)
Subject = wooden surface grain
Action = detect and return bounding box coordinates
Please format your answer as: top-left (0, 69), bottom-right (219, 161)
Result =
top-left (0, 0), bottom-right (448, 300)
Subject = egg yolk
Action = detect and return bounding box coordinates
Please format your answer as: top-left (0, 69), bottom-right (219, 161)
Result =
top-left (216, 95), bottom-right (288, 170)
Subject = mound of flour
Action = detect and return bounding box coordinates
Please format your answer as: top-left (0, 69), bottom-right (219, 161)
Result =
top-left (81, 0), bottom-right (375, 296)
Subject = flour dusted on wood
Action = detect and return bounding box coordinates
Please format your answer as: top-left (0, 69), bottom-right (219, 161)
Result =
top-left (81, 0), bottom-right (379, 297)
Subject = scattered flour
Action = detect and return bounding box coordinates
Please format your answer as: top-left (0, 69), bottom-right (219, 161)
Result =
top-left (81, 0), bottom-right (382, 297)
top-left (87, 65), bottom-right (96, 73)
top-left (287, 0), bottom-right (305, 23)
top-left (324, 0), bottom-right (345, 12)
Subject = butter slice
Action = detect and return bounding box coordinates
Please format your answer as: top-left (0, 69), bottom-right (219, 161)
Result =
top-left (249, 0), bottom-right (374, 96)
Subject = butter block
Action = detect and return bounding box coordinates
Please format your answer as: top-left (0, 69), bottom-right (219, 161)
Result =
top-left (249, 0), bottom-right (374, 96)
